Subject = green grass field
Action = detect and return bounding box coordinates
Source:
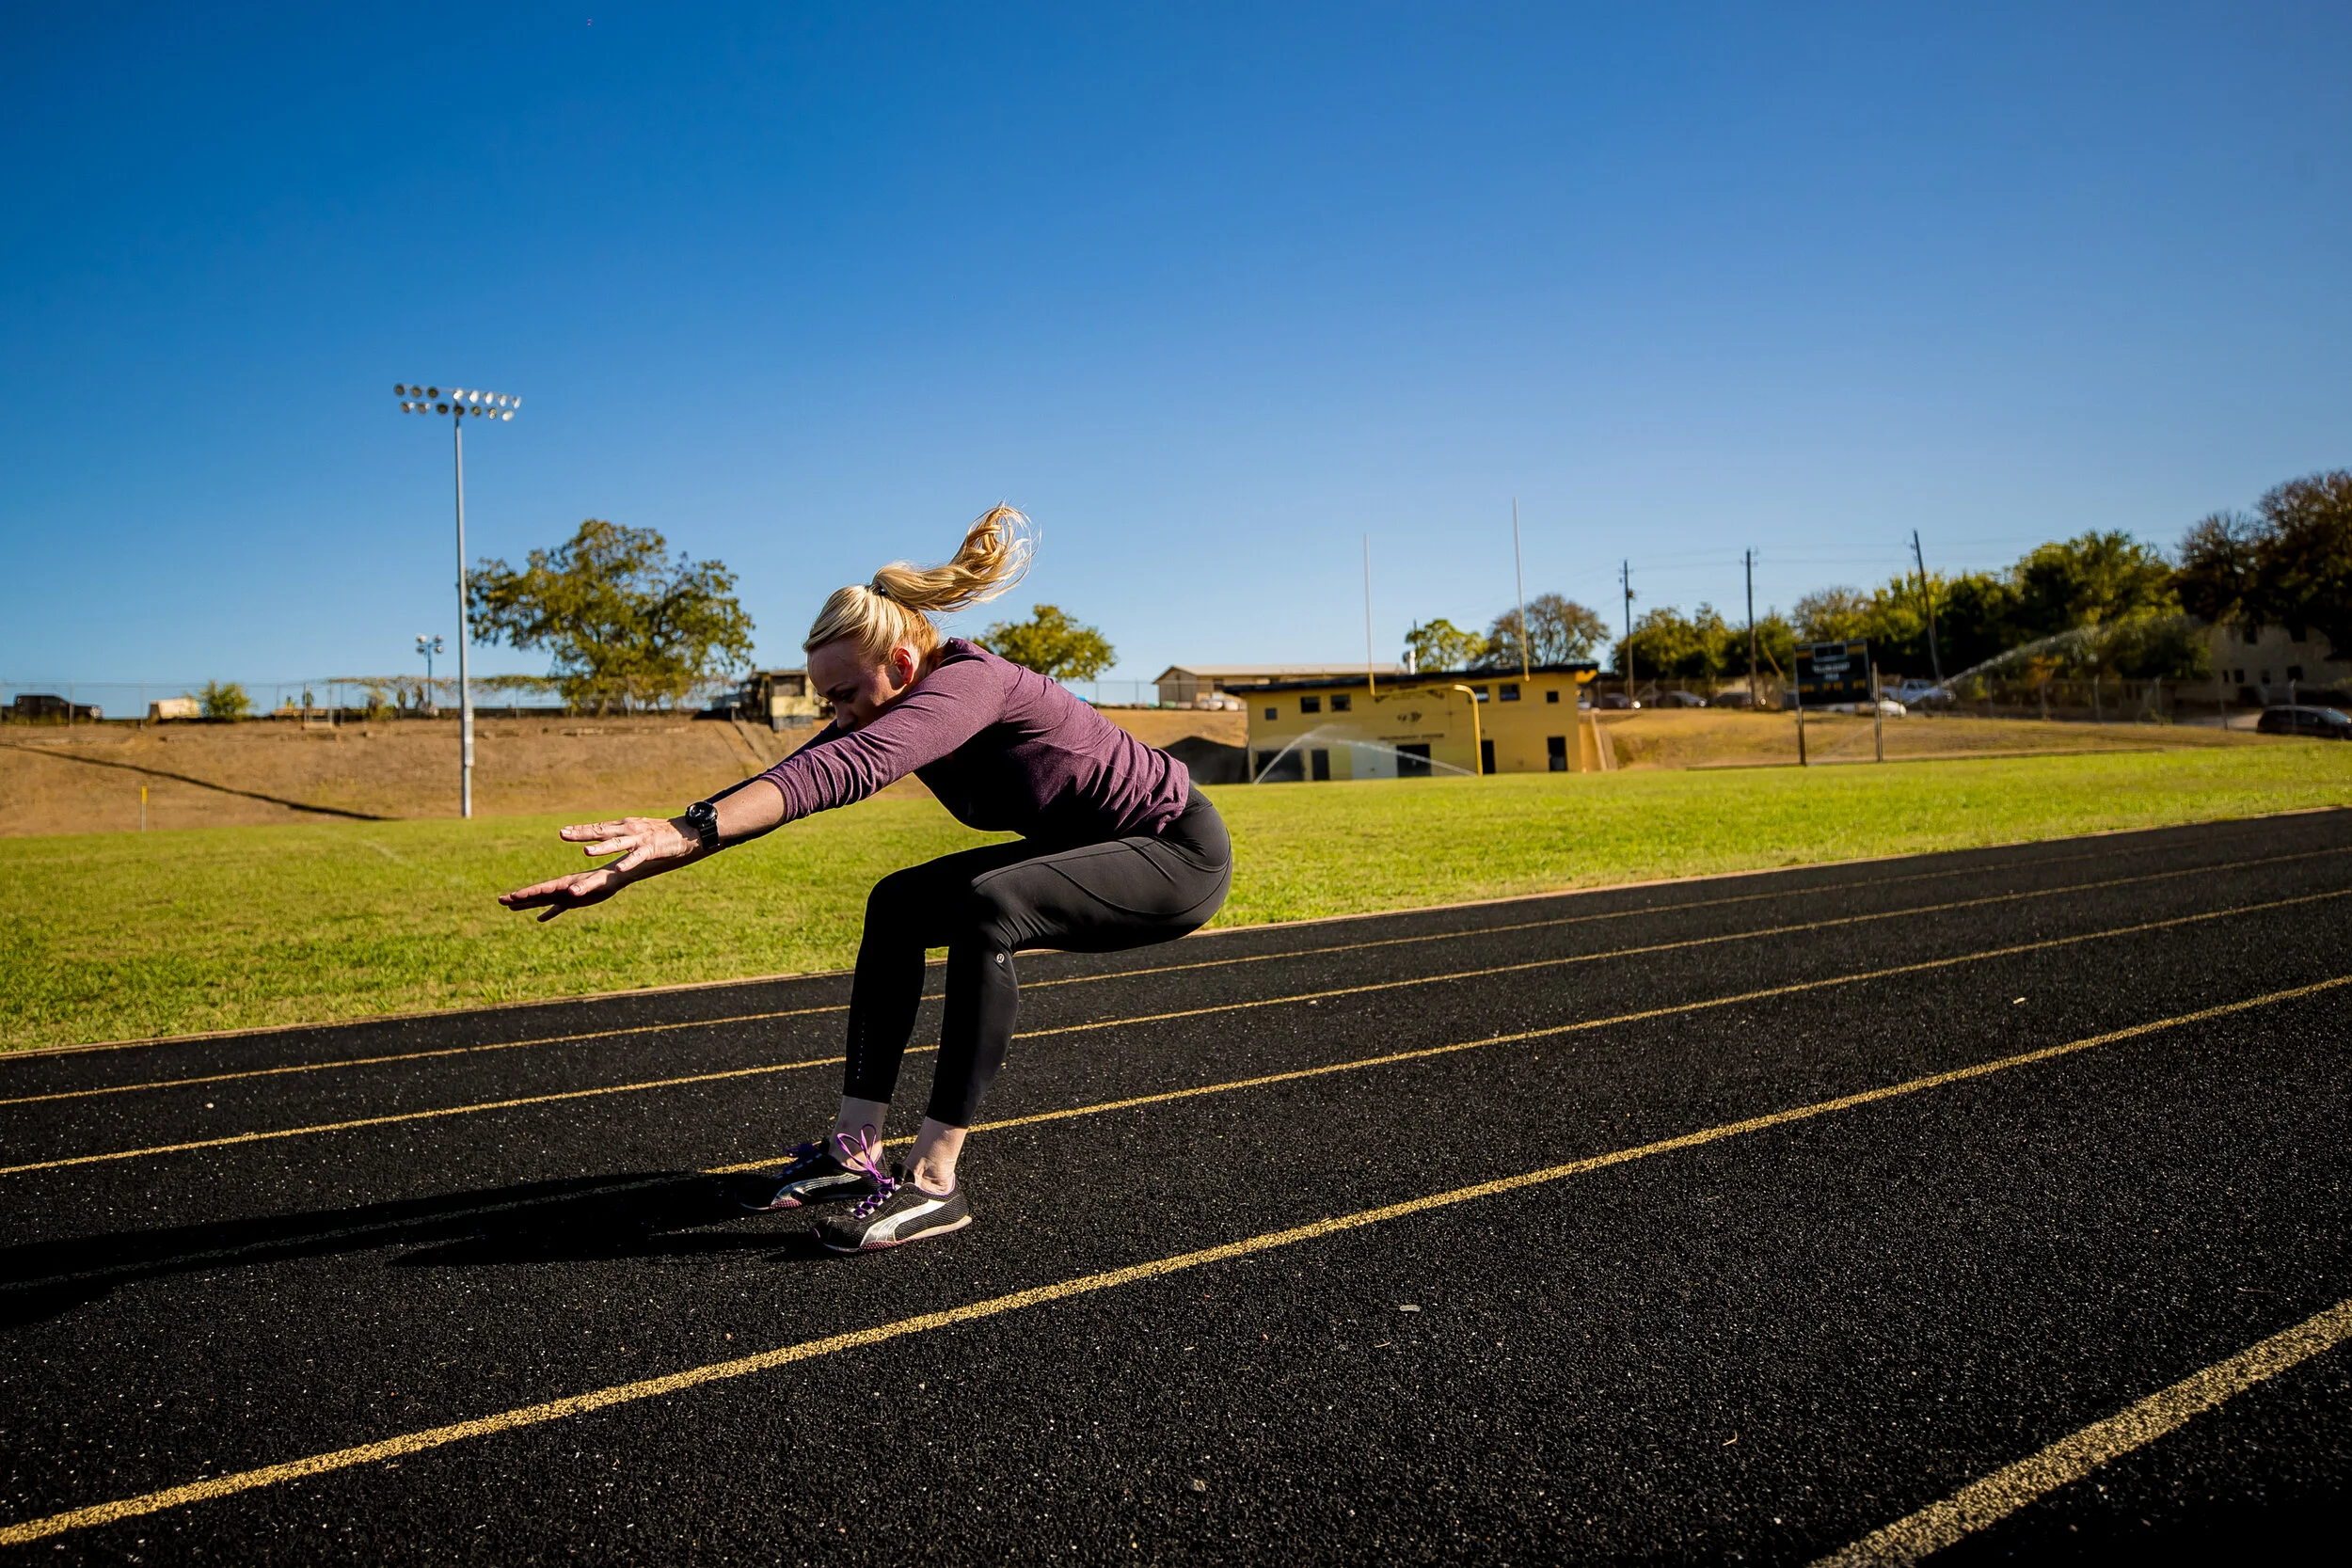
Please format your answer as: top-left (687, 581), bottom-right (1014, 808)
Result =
top-left (6, 746), bottom-right (2348, 1052)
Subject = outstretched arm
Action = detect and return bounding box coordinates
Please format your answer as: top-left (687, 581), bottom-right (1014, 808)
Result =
top-left (496, 778), bottom-right (786, 923)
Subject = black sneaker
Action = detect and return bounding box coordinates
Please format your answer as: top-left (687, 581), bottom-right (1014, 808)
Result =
top-left (739, 1134), bottom-right (874, 1213)
top-left (814, 1164), bottom-right (973, 1252)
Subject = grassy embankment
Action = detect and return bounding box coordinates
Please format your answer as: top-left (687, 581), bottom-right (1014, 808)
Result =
top-left (6, 744), bottom-right (2347, 1052)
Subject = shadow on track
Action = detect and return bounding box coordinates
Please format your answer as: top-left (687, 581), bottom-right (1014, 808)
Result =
top-left (0, 1172), bottom-right (840, 1327)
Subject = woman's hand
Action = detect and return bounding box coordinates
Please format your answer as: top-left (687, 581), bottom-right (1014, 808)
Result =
top-left (497, 865), bottom-right (630, 923)
top-left (556, 815), bottom-right (698, 873)
top-left (496, 815), bottom-right (698, 923)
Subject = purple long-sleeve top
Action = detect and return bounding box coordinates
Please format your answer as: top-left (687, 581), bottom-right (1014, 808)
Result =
top-left (755, 640), bottom-right (1192, 844)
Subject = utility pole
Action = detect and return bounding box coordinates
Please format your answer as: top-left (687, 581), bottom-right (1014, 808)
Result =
top-left (1913, 530), bottom-right (1943, 684)
top-left (1620, 559), bottom-right (1635, 704)
top-left (1745, 548), bottom-right (1758, 710)
top-left (1511, 499), bottom-right (1530, 680)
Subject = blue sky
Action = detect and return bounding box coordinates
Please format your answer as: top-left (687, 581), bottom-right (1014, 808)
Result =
top-left (3, 2), bottom-right (2346, 691)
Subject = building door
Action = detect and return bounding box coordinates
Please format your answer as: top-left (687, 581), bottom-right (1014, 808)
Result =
top-left (1480, 738), bottom-right (1495, 775)
top-left (1310, 748), bottom-right (1330, 782)
top-left (1547, 736), bottom-right (1567, 771)
top-left (1396, 743), bottom-right (1430, 779)
top-left (1254, 750), bottom-right (1305, 783)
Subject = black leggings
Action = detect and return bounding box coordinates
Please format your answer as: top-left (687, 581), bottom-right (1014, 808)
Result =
top-left (843, 785), bottom-right (1232, 1128)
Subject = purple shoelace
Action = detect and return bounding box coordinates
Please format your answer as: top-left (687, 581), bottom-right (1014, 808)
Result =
top-left (834, 1126), bottom-right (898, 1222)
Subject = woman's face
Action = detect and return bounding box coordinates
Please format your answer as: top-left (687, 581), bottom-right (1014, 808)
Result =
top-left (809, 640), bottom-right (922, 730)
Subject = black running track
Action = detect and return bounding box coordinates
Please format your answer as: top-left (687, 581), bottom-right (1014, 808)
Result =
top-left (4, 812), bottom-right (2350, 1564)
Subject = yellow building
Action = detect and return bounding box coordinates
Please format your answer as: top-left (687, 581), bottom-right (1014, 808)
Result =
top-left (1239, 663), bottom-right (1599, 781)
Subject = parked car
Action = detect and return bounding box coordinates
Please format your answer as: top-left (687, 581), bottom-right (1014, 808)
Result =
top-left (1655, 690), bottom-right (1708, 708)
top-left (1890, 678), bottom-right (1953, 707)
top-left (2256, 705), bottom-right (2352, 739)
top-left (1597, 693), bottom-right (1641, 710)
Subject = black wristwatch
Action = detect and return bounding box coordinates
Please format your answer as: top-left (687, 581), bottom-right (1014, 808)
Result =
top-left (684, 800), bottom-right (723, 854)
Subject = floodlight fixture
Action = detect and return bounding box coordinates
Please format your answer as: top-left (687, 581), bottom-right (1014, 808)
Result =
top-left (389, 378), bottom-right (525, 818)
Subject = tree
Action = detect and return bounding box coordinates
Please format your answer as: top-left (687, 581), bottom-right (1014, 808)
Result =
top-left (2174, 511), bottom-right (2259, 626)
top-left (2249, 469), bottom-right (2352, 658)
top-left (2010, 531), bottom-right (2175, 637)
top-left (1792, 587), bottom-right (1874, 644)
top-left (198, 680), bottom-right (249, 720)
top-left (976, 605), bottom-right (1116, 680)
top-left (468, 520), bottom-right (755, 714)
top-left (1481, 594), bottom-right (1608, 668)
top-left (1402, 618), bottom-right (1486, 673)
top-left (1614, 604), bottom-right (1740, 682)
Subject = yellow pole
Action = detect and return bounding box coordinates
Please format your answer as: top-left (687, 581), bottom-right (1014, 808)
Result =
top-left (1451, 683), bottom-right (1485, 775)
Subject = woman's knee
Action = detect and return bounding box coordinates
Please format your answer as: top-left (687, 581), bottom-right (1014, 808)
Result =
top-left (864, 864), bottom-right (939, 933)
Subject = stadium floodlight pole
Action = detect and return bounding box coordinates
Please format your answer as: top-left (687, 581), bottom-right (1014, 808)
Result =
top-left (1511, 499), bottom-right (1530, 681)
top-left (415, 634), bottom-right (443, 716)
top-left (1363, 533), bottom-right (1377, 697)
top-left (394, 383), bottom-right (522, 817)
top-left (1451, 684), bottom-right (1486, 776)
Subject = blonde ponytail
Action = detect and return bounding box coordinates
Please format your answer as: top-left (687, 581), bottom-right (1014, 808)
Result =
top-left (803, 505), bottom-right (1035, 662)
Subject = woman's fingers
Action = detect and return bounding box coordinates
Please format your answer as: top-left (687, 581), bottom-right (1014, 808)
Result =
top-left (498, 870), bottom-right (622, 921)
top-left (498, 877), bottom-right (581, 907)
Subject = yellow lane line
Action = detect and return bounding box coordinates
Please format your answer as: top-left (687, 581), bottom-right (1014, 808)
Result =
top-left (15, 845), bottom-right (2331, 1108)
top-left (0, 1054), bottom-right (849, 1180)
top-left (0, 1004), bottom-right (869, 1110)
top-left (16, 893), bottom-right (2296, 1281)
top-left (1012, 876), bottom-right (2352, 1041)
top-left (5, 887), bottom-right (2342, 1180)
top-left (3, 974), bottom-right (2339, 1549)
top-left (1814, 1292), bottom-right (2352, 1566)
top-left (1013, 840), bottom-right (2276, 993)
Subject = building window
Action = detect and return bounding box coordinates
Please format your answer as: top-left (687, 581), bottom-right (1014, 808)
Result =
top-left (1471, 685), bottom-right (1489, 701)
top-left (1500, 683), bottom-right (1520, 702)
top-left (1263, 707), bottom-right (1278, 721)
top-left (2290, 627), bottom-right (2308, 643)
top-left (1546, 689), bottom-right (1560, 704)
top-left (1300, 695), bottom-right (1322, 714)
top-left (2290, 666), bottom-right (2304, 683)
top-left (1330, 692), bottom-right (1351, 712)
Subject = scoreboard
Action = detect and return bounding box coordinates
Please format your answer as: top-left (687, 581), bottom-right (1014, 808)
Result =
top-left (1796, 641), bottom-right (1873, 705)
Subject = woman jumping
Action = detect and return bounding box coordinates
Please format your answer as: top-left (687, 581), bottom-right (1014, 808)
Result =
top-left (496, 507), bottom-right (1232, 1251)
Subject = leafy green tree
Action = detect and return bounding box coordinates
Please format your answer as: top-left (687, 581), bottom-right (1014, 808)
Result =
top-left (469, 520), bottom-right (755, 714)
top-left (2174, 511), bottom-right (2259, 626)
top-left (1481, 594), bottom-right (1609, 668)
top-left (976, 605), bottom-right (1116, 681)
top-left (1403, 617), bottom-right (1486, 673)
top-left (1792, 587), bottom-right (1875, 644)
top-left (1613, 604), bottom-right (1742, 681)
top-left (1931, 573), bottom-right (2023, 675)
top-left (198, 680), bottom-right (250, 720)
top-left (2011, 531), bottom-right (2176, 636)
top-left (2249, 470), bottom-right (2352, 658)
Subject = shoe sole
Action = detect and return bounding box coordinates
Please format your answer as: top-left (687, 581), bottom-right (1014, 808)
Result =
top-left (819, 1212), bottom-right (974, 1253)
